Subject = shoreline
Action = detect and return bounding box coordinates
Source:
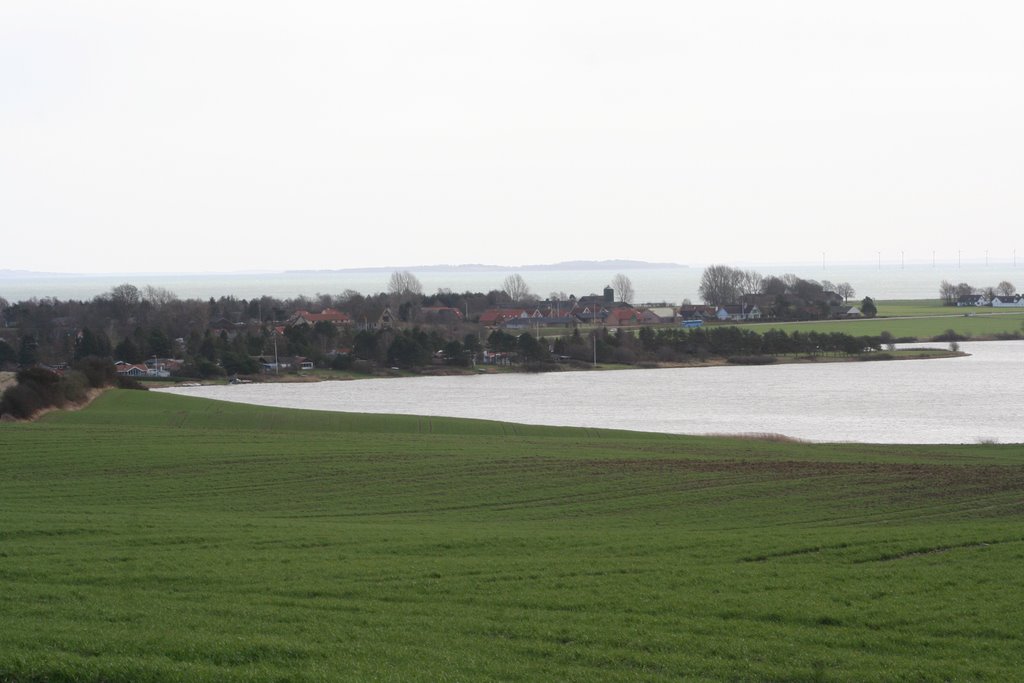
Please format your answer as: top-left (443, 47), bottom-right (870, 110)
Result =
top-left (145, 347), bottom-right (966, 389)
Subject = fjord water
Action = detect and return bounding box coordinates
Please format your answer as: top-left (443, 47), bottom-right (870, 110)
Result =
top-left (159, 341), bottom-right (1024, 444)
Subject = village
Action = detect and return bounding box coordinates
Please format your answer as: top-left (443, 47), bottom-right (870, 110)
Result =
top-left (9, 269), bottom-right (1014, 380)
top-left (1, 271), bottom-right (874, 381)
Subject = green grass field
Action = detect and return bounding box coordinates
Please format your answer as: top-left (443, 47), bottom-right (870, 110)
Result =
top-left (544, 301), bottom-right (1024, 342)
top-left (2, 391), bottom-right (1023, 681)
top-left (742, 312), bottom-right (1024, 340)
top-left (726, 299), bottom-right (1024, 340)
top-left (873, 299), bottom-right (953, 317)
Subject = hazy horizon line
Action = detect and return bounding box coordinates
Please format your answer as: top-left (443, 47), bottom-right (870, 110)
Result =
top-left (3, 257), bottom-right (1021, 279)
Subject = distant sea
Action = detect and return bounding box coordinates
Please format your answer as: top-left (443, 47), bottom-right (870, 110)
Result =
top-left (2, 263), bottom-right (1022, 304)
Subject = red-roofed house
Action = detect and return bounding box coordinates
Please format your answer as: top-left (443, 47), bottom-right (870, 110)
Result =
top-left (288, 308), bottom-right (352, 327)
top-left (479, 308), bottom-right (527, 327)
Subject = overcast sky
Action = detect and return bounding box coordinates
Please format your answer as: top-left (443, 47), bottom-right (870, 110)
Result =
top-left (3, 1), bottom-right (1022, 274)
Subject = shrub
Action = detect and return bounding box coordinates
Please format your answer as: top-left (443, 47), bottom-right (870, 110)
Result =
top-left (116, 376), bottom-right (149, 390)
top-left (0, 383), bottom-right (47, 419)
top-left (932, 329), bottom-right (967, 342)
top-left (351, 359), bottom-right (374, 375)
top-left (60, 370), bottom-right (89, 403)
top-left (330, 353), bottom-right (354, 371)
top-left (727, 355), bottom-right (777, 365)
top-left (612, 347), bottom-right (637, 364)
top-left (15, 368), bottom-right (66, 408)
top-left (73, 356), bottom-right (116, 388)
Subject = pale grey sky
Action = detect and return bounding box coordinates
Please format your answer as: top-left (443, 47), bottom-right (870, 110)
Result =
top-left (2, 1), bottom-right (1022, 273)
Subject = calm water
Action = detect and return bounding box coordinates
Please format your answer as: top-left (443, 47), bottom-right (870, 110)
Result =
top-left (3, 263), bottom-right (1023, 304)
top-left (158, 341), bottom-right (1024, 444)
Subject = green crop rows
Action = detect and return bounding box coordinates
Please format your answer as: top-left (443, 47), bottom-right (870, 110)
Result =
top-left (2, 390), bottom-right (1023, 681)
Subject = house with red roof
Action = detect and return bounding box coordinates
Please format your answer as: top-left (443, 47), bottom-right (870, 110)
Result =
top-left (288, 308), bottom-right (352, 327)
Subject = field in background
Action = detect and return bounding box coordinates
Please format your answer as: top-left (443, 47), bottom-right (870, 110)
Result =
top-left (727, 299), bottom-right (1024, 340)
top-left (744, 312), bottom-right (1024, 339)
top-left (2, 391), bottom-right (1023, 681)
top-left (874, 299), bottom-right (951, 317)
top-left (529, 301), bottom-right (1024, 342)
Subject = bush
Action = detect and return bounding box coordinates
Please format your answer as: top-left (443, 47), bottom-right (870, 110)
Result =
top-left (15, 368), bottom-right (66, 408)
top-left (351, 359), bottom-right (375, 375)
top-left (195, 359), bottom-right (226, 378)
top-left (116, 376), bottom-right (149, 390)
top-left (726, 355), bottom-right (777, 365)
top-left (0, 366), bottom-right (107, 419)
top-left (73, 356), bottom-right (116, 388)
top-left (330, 353), bottom-right (354, 371)
top-left (932, 329), bottom-right (967, 342)
top-left (0, 383), bottom-right (47, 419)
top-left (612, 347), bottom-right (637, 364)
top-left (60, 370), bottom-right (89, 403)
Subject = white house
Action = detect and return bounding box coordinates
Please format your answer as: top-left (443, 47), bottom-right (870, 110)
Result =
top-left (715, 305), bottom-right (762, 321)
top-left (991, 295), bottom-right (1024, 308)
top-left (956, 294), bottom-right (989, 307)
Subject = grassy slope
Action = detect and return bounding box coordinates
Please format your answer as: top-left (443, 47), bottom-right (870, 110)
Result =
top-left (2, 391), bottom-right (1023, 682)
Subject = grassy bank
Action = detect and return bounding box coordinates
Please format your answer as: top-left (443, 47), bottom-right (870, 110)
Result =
top-left (2, 391), bottom-right (1023, 681)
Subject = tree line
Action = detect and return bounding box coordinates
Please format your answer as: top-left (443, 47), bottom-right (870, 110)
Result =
top-left (938, 279), bottom-right (1015, 305)
top-left (697, 265), bottom-right (859, 319)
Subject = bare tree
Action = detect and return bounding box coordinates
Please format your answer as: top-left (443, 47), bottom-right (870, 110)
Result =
top-left (387, 270), bottom-right (423, 296)
top-left (996, 280), bottom-right (1016, 296)
top-left (739, 270), bottom-right (763, 298)
top-left (698, 265), bottom-right (744, 306)
top-left (141, 285), bottom-right (178, 306)
top-left (611, 273), bottom-right (635, 304)
top-left (502, 274), bottom-right (531, 302)
top-left (939, 280), bottom-right (957, 305)
top-left (835, 282), bottom-right (855, 301)
top-left (820, 279), bottom-right (836, 293)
